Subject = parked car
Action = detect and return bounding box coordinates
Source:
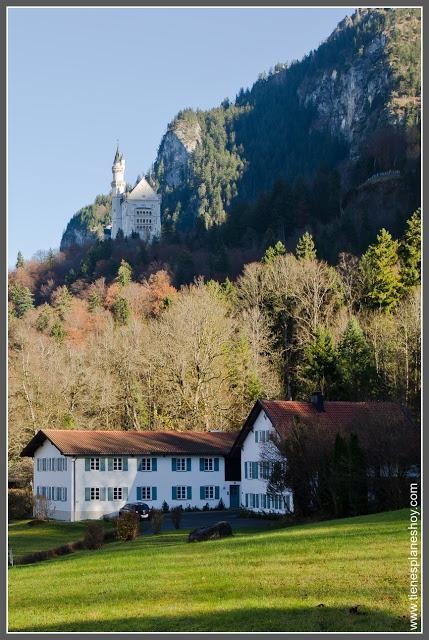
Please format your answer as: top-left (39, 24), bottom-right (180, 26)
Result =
top-left (119, 502), bottom-right (152, 520)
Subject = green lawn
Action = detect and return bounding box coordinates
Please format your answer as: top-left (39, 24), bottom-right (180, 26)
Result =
top-left (8, 519), bottom-right (113, 560)
top-left (8, 510), bottom-right (418, 632)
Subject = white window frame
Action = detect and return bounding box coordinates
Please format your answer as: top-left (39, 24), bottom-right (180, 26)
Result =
top-left (204, 486), bottom-right (214, 500)
top-left (90, 457), bottom-right (100, 471)
top-left (141, 487), bottom-right (151, 500)
top-left (204, 458), bottom-right (214, 472)
top-left (113, 487), bottom-right (123, 500)
top-left (176, 458), bottom-right (186, 472)
top-left (176, 486), bottom-right (186, 500)
top-left (113, 458), bottom-right (123, 471)
top-left (90, 487), bottom-right (100, 501)
top-left (140, 458), bottom-right (152, 472)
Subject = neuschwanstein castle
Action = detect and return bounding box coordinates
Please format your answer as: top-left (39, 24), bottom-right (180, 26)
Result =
top-left (110, 146), bottom-right (161, 242)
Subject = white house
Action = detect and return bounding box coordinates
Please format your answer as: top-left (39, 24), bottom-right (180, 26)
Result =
top-left (231, 400), bottom-right (294, 515)
top-left (21, 429), bottom-right (239, 521)
top-left (110, 145), bottom-right (162, 242)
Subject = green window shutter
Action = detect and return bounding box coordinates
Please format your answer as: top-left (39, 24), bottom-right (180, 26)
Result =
top-left (100, 487), bottom-right (106, 501)
top-left (137, 459), bottom-right (142, 472)
top-left (108, 487), bottom-right (113, 501)
top-left (255, 431), bottom-right (259, 443)
top-left (200, 458), bottom-right (204, 471)
top-left (137, 487), bottom-right (142, 500)
top-left (252, 462), bottom-right (258, 479)
top-left (172, 458), bottom-right (177, 471)
top-left (255, 494), bottom-right (259, 508)
top-left (85, 487), bottom-right (90, 501)
top-left (245, 493), bottom-right (248, 508)
top-left (108, 458), bottom-right (113, 471)
top-left (123, 487), bottom-right (128, 500)
top-left (123, 458), bottom-right (128, 471)
top-left (187, 486), bottom-right (192, 500)
top-left (99, 458), bottom-right (105, 471)
top-left (186, 458), bottom-right (191, 472)
top-left (85, 458), bottom-right (90, 471)
top-left (214, 458), bottom-right (219, 471)
top-left (172, 486), bottom-right (177, 500)
top-left (152, 487), bottom-right (157, 500)
top-left (244, 462), bottom-right (248, 479)
top-left (215, 486), bottom-right (220, 500)
top-left (152, 458), bottom-right (157, 471)
top-left (200, 486), bottom-right (205, 500)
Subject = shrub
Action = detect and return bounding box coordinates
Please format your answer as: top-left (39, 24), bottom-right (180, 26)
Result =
top-left (84, 521), bottom-right (105, 550)
top-left (202, 503), bottom-right (210, 511)
top-left (150, 509), bottom-right (164, 534)
top-left (171, 506), bottom-right (182, 529)
top-left (103, 529), bottom-right (118, 543)
top-left (8, 489), bottom-right (33, 520)
top-left (117, 511), bottom-right (140, 542)
top-left (162, 500), bottom-right (170, 513)
top-left (217, 498), bottom-right (225, 511)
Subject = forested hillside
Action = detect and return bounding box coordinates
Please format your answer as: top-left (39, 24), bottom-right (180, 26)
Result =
top-left (9, 210), bottom-right (421, 481)
top-left (58, 7), bottom-right (420, 283)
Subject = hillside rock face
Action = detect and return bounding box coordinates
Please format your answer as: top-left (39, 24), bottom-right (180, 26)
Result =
top-left (157, 116), bottom-right (201, 188)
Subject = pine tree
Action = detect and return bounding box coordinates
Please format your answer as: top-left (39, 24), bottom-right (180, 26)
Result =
top-left (261, 240), bottom-right (286, 264)
top-left (400, 208), bottom-right (421, 290)
top-left (50, 319), bottom-right (65, 343)
top-left (338, 317), bottom-right (376, 399)
top-left (113, 296), bottom-right (130, 325)
top-left (360, 228), bottom-right (402, 311)
top-left (15, 251), bottom-right (24, 269)
top-left (9, 283), bottom-right (34, 318)
top-left (35, 305), bottom-right (50, 332)
top-left (296, 232), bottom-right (316, 260)
top-left (46, 248), bottom-right (56, 270)
top-left (116, 259), bottom-right (133, 287)
top-left (88, 291), bottom-right (102, 313)
top-left (53, 285), bottom-right (72, 321)
top-left (302, 327), bottom-right (340, 397)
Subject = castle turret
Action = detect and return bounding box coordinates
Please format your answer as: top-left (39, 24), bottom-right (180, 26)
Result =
top-left (111, 144), bottom-right (125, 196)
top-left (111, 144), bottom-right (125, 239)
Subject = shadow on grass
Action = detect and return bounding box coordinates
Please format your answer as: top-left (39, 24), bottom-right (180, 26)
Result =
top-left (10, 605), bottom-right (414, 633)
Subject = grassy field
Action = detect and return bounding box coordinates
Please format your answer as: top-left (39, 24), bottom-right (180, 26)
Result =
top-left (8, 509), bottom-right (416, 632)
top-left (8, 519), bottom-right (113, 560)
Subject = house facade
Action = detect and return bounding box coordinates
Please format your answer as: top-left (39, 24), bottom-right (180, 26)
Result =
top-left (21, 430), bottom-right (239, 521)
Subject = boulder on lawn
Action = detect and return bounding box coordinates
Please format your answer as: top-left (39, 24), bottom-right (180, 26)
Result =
top-left (188, 521), bottom-right (233, 542)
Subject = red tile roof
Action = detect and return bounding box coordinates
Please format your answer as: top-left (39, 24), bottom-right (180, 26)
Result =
top-left (231, 399), bottom-right (413, 452)
top-left (20, 429), bottom-right (239, 457)
top-left (261, 400), bottom-right (409, 437)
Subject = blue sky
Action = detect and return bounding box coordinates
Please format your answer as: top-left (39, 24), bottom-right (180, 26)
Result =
top-left (8, 7), bottom-right (352, 264)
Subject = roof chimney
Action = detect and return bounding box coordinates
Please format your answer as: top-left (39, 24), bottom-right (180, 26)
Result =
top-left (310, 392), bottom-right (325, 412)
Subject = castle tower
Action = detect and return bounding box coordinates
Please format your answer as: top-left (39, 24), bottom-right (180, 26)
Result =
top-left (111, 144), bottom-right (125, 196)
top-left (111, 144), bottom-right (125, 239)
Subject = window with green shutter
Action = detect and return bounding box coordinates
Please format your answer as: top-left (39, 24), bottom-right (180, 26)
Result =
top-left (85, 487), bottom-right (90, 501)
top-left (187, 486), bottom-right (192, 500)
top-left (214, 458), bottom-right (219, 471)
top-left (172, 486), bottom-right (177, 500)
top-left (152, 487), bottom-right (157, 500)
top-left (186, 458), bottom-right (191, 471)
top-left (85, 458), bottom-right (90, 471)
top-left (200, 486), bottom-right (205, 499)
top-left (199, 458), bottom-right (204, 471)
top-left (152, 458), bottom-right (157, 471)
top-left (172, 458), bottom-right (177, 472)
top-left (215, 486), bottom-right (220, 500)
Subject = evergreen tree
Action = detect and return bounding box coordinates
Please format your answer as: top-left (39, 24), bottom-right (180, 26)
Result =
top-left (116, 259), bottom-right (133, 287)
top-left (302, 327), bottom-right (340, 397)
top-left (35, 305), bottom-right (50, 332)
top-left (360, 228), bottom-right (402, 311)
top-left (53, 285), bottom-right (72, 321)
top-left (50, 318), bottom-right (65, 343)
top-left (9, 283), bottom-right (34, 318)
top-left (261, 240), bottom-right (286, 264)
top-left (296, 232), bottom-right (316, 260)
top-left (113, 296), bottom-right (130, 326)
top-left (46, 248), bottom-right (56, 270)
top-left (88, 291), bottom-right (102, 313)
top-left (348, 433), bottom-right (368, 516)
top-left (400, 208), bottom-right (421, 290)
top-left (331, 433), bottom-right (350, 517)
top-left (15, 251), bottom-right (24, 269)
top-left (338, 316), bottom-right (376, 399)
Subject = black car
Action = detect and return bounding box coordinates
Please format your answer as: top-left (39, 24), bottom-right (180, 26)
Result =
top-left (119, 502), bottom-right (152, 520)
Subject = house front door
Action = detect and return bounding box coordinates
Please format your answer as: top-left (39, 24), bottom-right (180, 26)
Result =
top-left (229, 484), bottom-right (240, 508)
